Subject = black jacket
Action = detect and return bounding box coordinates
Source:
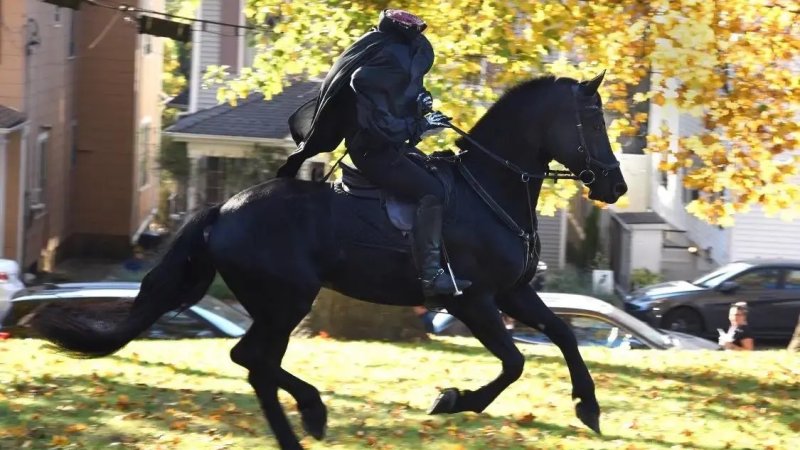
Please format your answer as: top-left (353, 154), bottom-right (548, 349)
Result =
top-left (277, 15), bottom-right (434, 178)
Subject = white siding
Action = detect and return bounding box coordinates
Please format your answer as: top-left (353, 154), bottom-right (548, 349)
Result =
top-left (197, 0), bottom-right (222, 110)
top-left (538, 209), bottom-right (566, 269)
top-left (730, 206), bottom-right (800, 260)
top-left (649, 105), bottom-right (731, 265)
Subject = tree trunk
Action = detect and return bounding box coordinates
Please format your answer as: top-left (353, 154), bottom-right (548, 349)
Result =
top-left (292, 289), bottom-right (428, 341)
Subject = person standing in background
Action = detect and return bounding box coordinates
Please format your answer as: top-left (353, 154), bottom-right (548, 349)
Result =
top-left (719, 302), bottom-right (754, 351)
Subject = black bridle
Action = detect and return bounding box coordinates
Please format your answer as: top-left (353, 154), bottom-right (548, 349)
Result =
top-left (449, 84), bottom-right (620, 186)
top-left (442, 84), bottom-right (620, 284)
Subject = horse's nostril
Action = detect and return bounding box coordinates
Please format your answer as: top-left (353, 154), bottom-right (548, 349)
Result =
top-left (614, 183), bottom-right (628, 196)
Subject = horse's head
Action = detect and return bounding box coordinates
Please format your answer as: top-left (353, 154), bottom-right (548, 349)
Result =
top-left (543, 72), bottom-right (627, 204)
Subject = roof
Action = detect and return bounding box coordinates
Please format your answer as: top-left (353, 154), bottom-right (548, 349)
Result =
top-left (165, 81), bottom-right (320, 140)
top-left (735, 258), bottom-right (800, 267)
top-left (615, 211), bottom-right (667, 225)
top-left (167, 88), bottom-right (189, 109)
top-left (0, 105), bottom-right (26, 129)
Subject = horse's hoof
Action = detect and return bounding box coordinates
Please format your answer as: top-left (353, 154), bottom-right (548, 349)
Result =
top-left (575, 400), bottom-right (601, 435)
top-left (428, 388), bottom-right (459, 414)
top-left (300, 402), bottom-right (328, 440)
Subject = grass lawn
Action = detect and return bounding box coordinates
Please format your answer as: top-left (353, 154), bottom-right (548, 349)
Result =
top-left (1, 337), bottom-right (798, 450)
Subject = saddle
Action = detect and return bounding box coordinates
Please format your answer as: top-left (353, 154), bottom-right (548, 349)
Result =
top-left (334, 151), bottom-right (454, 232)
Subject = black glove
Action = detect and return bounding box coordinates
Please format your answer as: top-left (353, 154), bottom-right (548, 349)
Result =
top-left (417, 91), bottom-right (433, 116)
top-left (424, 111), bottom-right (451, 130)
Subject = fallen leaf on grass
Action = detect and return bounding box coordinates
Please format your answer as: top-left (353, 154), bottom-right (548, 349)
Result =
top-left (170, 421), bottom-right (189, 431)
top-left (116, 394), bottom-right (130, 409)
top-left (50, 435), bottom-right (70, 446)
top-left (0, 425), bottom-right (28, 438)
top-left (515, 413), bottom-right (536, 425)
top-left (64, 423), bottom-right (88, 433)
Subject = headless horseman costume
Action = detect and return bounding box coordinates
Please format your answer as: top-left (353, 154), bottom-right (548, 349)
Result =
top-left (276, 9), bottom-right (471, 299)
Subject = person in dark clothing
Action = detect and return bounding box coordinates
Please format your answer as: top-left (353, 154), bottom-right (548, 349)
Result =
top-left (276, 9), bottom-right (471, 300)
top-left (719, 302), bottom-right (754, 351)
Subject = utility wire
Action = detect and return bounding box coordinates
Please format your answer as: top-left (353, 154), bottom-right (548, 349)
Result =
top-left (82, 0), bottom-right (269, 33)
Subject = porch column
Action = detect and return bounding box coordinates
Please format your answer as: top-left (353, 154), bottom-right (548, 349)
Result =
top-left (187, 156), bottom-right (201, 212)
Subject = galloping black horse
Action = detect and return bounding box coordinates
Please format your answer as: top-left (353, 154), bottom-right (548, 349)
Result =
top-left (32, 73), bottom-right (627, 450)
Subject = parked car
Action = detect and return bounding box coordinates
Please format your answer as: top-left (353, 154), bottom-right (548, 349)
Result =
top-left (0, 259), bottom-right (26, 327)
top-left (0, 282), bottom-right (252, 340)
top-left (531, 260), bottom-right (547, 291)
top-left (623, 259), bottom-right (800, 341)
top-left (430, 292), bottom-right (718, 350)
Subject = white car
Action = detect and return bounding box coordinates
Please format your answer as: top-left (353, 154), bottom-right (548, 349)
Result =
top-left (0, 259), bottom-right (26, 335)
top-left (430, 292), bottom-right (719, 350)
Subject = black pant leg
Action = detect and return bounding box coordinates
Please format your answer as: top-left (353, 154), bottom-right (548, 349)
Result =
top-left (347, 133), bottom-right (443, 203)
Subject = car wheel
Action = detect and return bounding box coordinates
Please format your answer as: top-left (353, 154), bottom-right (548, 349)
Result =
top-left (662, 308), bottom-right (704, 335)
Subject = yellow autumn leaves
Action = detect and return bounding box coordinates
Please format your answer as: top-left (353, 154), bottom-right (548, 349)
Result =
top-left (207, 1), bottom-right (800, 224)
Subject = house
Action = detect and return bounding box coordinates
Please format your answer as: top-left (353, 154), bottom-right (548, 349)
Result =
top-left (0, 0), bottom-right (163, 272)
top-left (165, 81), bottom-right (325, 209)
top-left (603, 100), bottom-right (800, 292)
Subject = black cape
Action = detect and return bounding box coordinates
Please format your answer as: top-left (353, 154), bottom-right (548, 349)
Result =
top-left (277, 30), bottom-right (391, 178)
top-left (277, 25), bottom-right (433, 178)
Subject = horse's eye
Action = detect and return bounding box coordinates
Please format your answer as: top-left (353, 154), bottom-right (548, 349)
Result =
top-left (594, 123), bottom-right (603, 131)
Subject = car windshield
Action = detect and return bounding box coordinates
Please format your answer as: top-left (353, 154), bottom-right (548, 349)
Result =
top-left (604, 307), bottom-right (671, 346)
top-left (692, 262), bottom-right (753, 288)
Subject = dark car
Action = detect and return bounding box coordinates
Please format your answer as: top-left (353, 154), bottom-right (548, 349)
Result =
top-left (0, 282), bottom-right (252, 340)
top-left (623, 259), bottom-right (800, 341)
top-left (430, 292), bottom-right (718, 350)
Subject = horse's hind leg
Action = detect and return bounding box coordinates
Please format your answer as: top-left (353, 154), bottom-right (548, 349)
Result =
top-left (223, 274), bottom-right (324, 449)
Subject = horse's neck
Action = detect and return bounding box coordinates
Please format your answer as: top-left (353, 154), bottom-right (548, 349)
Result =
top-left (459, 136), bottom-right (546, 232)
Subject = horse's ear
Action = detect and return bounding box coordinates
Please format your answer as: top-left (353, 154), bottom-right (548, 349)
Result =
top-left (580, 70), bottom-right (606, 95)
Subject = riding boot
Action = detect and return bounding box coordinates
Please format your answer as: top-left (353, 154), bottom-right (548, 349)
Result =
top-left (412, 195), bottom-right (472, 299)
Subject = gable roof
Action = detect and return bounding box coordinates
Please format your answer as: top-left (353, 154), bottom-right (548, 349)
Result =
top-left (0, 105), bottom-right (26, 130)
top-left (166, 81), bottom-right (320, 140)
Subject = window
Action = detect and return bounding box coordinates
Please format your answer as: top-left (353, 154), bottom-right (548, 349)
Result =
top-left (511, 314), bottom-right (645, 349)
top-left (29, 131), bottom-right (49, 209)
top-left (138, 121), bottom-right (151, 187)
top-left (148, 310), bottom-right (216, 339)
top-left (734, 269), bottom-right (781, 290)
top-left (205, 157), bottom-right (226, 204)
top-left (567, 316), bottom-right (625, 348)
top-left (784, 270), bottom-right (800, 290)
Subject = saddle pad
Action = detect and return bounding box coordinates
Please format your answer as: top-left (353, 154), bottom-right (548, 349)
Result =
top-left (337, 153), bottom-right (453, 232)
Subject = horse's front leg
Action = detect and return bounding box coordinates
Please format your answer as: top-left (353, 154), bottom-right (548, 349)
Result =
top-left (498, 284), bottom-right (601, 434)
top-left (429, 294), bottom-right (525, 415)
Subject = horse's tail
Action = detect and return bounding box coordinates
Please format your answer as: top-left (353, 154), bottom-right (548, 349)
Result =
top-left (32, 205), bottom-right (221, 357)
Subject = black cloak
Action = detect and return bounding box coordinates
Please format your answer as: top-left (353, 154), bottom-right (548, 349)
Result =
top-left (276, 13), bottom-right (434, 178)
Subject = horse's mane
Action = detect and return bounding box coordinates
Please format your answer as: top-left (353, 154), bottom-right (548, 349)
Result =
top-left (457, 75), bottom-right (577, 149)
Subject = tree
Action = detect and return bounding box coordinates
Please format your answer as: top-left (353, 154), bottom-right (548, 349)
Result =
top-left (207, 0), bottom-right (798, 226)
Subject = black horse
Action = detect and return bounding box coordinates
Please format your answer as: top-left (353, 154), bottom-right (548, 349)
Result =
top-left (32, 73), bottom-right (627, 450)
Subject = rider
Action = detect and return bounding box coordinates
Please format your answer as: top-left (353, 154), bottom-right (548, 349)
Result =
top-left (276, 9), bottom-right (471, 300)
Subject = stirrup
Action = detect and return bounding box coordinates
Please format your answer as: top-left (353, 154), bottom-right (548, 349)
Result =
top-left (421, 268), bottom-right (471, 298)
top-left (420, 268), bottom-right (446, 285)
